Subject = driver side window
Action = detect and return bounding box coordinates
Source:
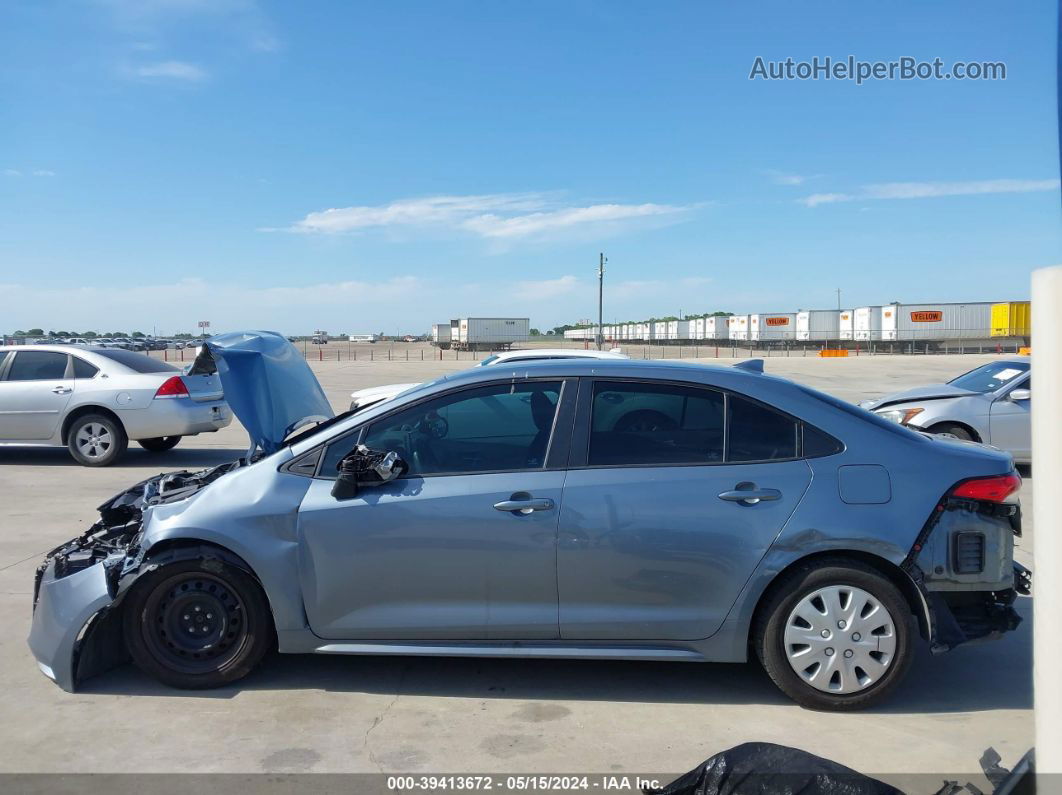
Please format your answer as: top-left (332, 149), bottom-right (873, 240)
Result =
top-left (324, 381), bottom-right (563, 478)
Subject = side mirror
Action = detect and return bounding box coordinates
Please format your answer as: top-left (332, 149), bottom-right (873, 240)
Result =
top-left (1009, 388), bottom-right (1031, 402)
top-left (331, 445), bottom-right (407, 500)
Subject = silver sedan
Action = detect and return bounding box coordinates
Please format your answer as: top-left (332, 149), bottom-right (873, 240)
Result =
top-left (0, 345), bottom-right (232, 466)
top-left (859, 359), bottom-right (1030, 464)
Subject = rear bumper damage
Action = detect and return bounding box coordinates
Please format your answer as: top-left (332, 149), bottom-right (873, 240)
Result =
top-left (27, 463), bottom-right (240, 691)
top-left (902, 493), bottom-right (1028, 653)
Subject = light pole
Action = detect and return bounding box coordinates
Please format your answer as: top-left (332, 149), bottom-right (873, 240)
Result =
top-left (597, 253), bottom-right (606, 351)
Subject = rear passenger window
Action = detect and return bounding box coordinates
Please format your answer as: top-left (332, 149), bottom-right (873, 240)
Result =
top-left (72, 358), bottom-right (99, 379)
top-left (6, 351), bottom-right (67, 381)
top-left (727, 394), bottom-right (798, 461)
top-left (589, 381), bottom-right (724, 466)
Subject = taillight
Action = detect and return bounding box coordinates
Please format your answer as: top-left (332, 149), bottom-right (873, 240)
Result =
top-left (951, 473), bottom-right (1021, 503)
top-left (154, 376), bottom-right (189, 399)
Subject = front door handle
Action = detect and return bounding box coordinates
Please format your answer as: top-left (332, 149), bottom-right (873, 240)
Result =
top-left (51, 386), bottom-right (72, 395)
top-left (718, 482), bottom-right (782, 506)
top-left (494, 497), bottom-right (555, 515)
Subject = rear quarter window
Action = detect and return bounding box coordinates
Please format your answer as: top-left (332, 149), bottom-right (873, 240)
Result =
top-left (91, 349), bottom-right (178, 373)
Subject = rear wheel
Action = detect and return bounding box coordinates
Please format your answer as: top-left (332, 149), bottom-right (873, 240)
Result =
top-left (123, 559), bottom-right (273, 689)
top-left (67, 414), bottom-right (128, 466)
top-left (138, 436), bottom-right (182, 452)
top-left (927, 422), bottom-right (975, 442)
top-left (754, 560), bottom-right (915, 710)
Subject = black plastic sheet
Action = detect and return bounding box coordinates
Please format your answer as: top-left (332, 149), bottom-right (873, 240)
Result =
top-left (646, 743), bottom-right (901, 795)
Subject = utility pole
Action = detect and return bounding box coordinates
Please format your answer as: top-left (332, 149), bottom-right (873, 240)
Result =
top-left (597, 253), bottom-right (606, 350)
top-left (836, 288), bottom-right (842, 311)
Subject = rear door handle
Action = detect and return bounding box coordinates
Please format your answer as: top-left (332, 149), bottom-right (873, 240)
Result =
top-left (494, 498), bottom-right (555, 515)
top-left (718, 484), bottom-right (782, 506)
top-left (51, 386), bottom-right (72, 394)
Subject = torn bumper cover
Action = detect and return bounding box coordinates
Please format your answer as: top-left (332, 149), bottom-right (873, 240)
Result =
top-left (28, 464), bottom-right (238, 691)
top-left (902, 495), bottom-right (1029, 653)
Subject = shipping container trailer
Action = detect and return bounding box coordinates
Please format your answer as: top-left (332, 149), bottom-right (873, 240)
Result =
top-left (839, 309), bottom-right (855, 340)
top-left (853, 306), bottom-right (882, 341)
top-left (990, 301), bottom-right (1031, 339)
top-left (750, 313), bottom-right (798, 341)
top-left (881, 302), bottom-right (994, 341)
top-left (664, 320), bottom-right (692, 340)
top-left (431, 323), bottom-right (452, 348)
top-left (729, 314), bottom-right (750, 341)
top-left (702, 316), bottom-right (729, 340)
top-left (796, 310), bottom-right (841, 342)
top-left (451, 317), bottom-right (530, 350)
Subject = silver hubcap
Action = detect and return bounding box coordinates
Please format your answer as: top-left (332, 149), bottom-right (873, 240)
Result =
top-left (784, 585), bottom-right (896, 694)
top-left (75, 423), bottom-right (113, 458)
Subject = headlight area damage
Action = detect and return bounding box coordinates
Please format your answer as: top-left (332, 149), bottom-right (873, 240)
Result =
top-left (901, 472), bottom-right (1030, 654)
top-left (29, 463), bottom-right (240, 691)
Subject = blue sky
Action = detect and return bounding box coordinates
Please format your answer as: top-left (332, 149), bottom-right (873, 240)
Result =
top-left (1, 0), bottom-right (1058, 335)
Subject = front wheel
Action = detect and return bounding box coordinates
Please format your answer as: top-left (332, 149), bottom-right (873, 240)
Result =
top-left (123, 558), bottom-right (273, 689)
top-left (927, 422), bottom-right (975, 442)
top-left (138, 436), bottom-right (181, 452)
top-left (754, 560), bottom-right (915, 710)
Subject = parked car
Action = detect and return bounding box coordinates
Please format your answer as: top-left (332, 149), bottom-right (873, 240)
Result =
top-left (347, 348), bottom-right (630, 411)
top-left (29, 337), bottom-right (1026, 710)
top-left (0, 344), bottom-right (232, 465)
top-left (859, 359), bottom-right (1030, 464)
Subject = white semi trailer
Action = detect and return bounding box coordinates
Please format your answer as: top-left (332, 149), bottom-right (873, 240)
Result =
top-left (449, 317), bottom-right (530, 351)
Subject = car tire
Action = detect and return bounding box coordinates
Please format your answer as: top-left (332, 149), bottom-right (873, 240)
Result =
top-left (123, 558), bottom-right (273, 689)
top-left (927, 422), bottom-right (975, 442)
top-left (753, 559), bottom-right (915, 711)
top-left (67, 413), bottom-right (128, 467)
top-left (138, 436), bottom-right (182, 453)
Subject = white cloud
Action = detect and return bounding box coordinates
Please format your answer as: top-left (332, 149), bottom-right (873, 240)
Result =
top-left (291, 194), bottom-right (549, 234)
top-left (287, 193), bottom-right (695, 241)
top-left (514, 275), bottom-right (581, 300)
top-left (133, 60), bottom-right (208, 81)
top-left (801, 178), bottom-right (1059, 207)
top-left (763, 169), bottom-right (814, 186)
top-left (0, 273), bottom-right (716, 335)
top-left (3, 169), bottom-right (21, 177)
top-left (462, 203), bottom-right (688, 239)
top-left (32, 169), bottom-right (56, 177)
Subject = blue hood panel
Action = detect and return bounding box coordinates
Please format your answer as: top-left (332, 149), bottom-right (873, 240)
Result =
top-left (204, 331), bottom-right (334, 453)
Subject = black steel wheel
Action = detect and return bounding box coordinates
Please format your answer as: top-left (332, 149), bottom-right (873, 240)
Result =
top-left (123, 558), bottom-right (272, 689)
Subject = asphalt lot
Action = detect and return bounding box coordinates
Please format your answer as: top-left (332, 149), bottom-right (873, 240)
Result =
top-left (0, 352), bottom-right (1033, 783)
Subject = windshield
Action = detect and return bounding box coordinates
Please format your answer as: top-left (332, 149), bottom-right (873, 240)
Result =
top-left (948, 361), bottom-right (1030, 393)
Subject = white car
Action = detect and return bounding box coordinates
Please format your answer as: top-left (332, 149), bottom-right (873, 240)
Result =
top-left (0, 344), bottom-right (232, 465)
top-left (858, 359), bottom-right (1030, 464)
top-left (348, 348), bottom-right (629, 412)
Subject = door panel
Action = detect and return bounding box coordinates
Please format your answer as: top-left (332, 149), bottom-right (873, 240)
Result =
top-left (990, 381), bottom-right (1030, 461)
top-left (297, 471), bottom-right (564, 640)
top-left (0, 352), bottom-right (73, 440)
top-left (557, 460), bottom-right (812, 641)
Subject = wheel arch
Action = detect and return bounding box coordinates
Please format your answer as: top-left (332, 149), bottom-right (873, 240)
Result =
top-left (121, 539), bottom-right (277, 636)
top-left (748, 549), bottom-right (931, 646)
top-left (61, 404), bottom-right (125, 444)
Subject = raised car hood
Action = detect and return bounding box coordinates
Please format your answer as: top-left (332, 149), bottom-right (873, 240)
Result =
top-left (861, 383), bottom-right (979, 411)
top-left (199, 331), bottom-right (335, 454)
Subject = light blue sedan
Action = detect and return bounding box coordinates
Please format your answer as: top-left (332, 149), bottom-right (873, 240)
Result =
top-left (30, 333), bottom-right (1027, 710)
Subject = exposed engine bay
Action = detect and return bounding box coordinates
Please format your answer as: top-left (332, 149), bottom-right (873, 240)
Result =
top-left (35, 462), bottom-right (242, 604)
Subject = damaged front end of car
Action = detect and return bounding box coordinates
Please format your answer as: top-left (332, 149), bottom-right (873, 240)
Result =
top-left (29, 462), bottom-right (240, 691)
top-left (901, 472), bottom-right (1029, 654)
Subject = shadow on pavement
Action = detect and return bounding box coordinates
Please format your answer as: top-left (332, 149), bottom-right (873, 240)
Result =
top-left (0, 447), bottom-right (246, 468)
top-left (82, 603), bottom-right (1032, 714)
